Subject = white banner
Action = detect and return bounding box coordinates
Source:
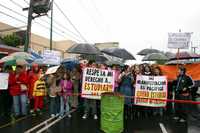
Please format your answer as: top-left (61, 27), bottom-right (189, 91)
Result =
top-left (81, 67), bottom-right (115, 99)
top-left (168, 32), bottom-right (191, 49)
top-left (42, 50), bottom-right (61, 65)
top-left (0, 73), bottom-right (9, 90)
top-left (135, 75), bottom-right (168, 107)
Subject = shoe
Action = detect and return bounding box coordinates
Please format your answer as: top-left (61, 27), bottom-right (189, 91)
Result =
top-left (56, 114), bottom-right (59, 117)
top-left (30, 109), bottom-right (34, 114)
top-left (94, 114), bottom-right (98, 120)
top-left (59, 116), bottom-right (63, 119)
top-left (82, 114), bottom-right (87, 119)
top-left (32, 112), bottom-right (36, 117)
top-left (173, 116), bottom-right (179, 120)
top-left (179, 119), bottom-right (186, 123)
top-left (68, 114), bottom-right (72, 118)
top-left (51, 114), bottom-right (55, 117)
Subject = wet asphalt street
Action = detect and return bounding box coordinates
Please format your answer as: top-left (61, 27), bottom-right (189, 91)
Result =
top-left (0, 109), bottom-right (199, 133)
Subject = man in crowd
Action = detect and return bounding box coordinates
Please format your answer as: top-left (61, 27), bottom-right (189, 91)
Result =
top-left (173, 66), bottom-right (194, 122)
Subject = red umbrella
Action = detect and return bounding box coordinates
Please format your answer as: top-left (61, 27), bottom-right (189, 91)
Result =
top-left (170, 51), bottom-right (200, 60)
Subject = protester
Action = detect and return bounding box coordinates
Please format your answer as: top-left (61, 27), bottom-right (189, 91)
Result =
top-left (82, 61), bottom-right (98, 120)
top-left (173, 66), bottom-right (194, 122)
top-left (32, 74), bottom-right (47, 116)
top-left (71, 66), bottom-right (81, 108)
top-left (28, 63), bottom-right (41, 114)
top-left (0, 66), bottom-right (13, 118)
top-left (152, 66), bottom-right (164, 116)
top-left (9, 65), bottom-right (28, 117)
top-left (112, 65), bottom-right (121, 92)
top-left (119, 65), bottom-right (134, 119)
top-left (47, 74), bottom-right (61, 117)
top-left (59, 72), bottom-right (73, 118)
top-left (143, 64), bottom-right (152, 76)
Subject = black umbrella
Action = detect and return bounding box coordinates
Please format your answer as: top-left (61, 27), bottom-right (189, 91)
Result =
top-left (79, 54), bottom-right (108, 63)
top-left (137, 48), bottom-right (161, 56)
top-left (142, 53), bottom-right (169, 61)
top-left (101, 48), bottom-right (135, 60)
top-left (165, 52), bottom-right (176, 59)
top-left (67, 43), bottom-right (101, 55)
top-left (170, 51), bottom-right (200, 60)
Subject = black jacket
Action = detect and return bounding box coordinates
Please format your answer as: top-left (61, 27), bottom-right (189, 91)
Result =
top-left (174, 74), bottom-right (194, 95)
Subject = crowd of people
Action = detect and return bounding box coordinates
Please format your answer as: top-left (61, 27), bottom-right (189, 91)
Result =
top-left (0, 60), bottom-right (199, 123)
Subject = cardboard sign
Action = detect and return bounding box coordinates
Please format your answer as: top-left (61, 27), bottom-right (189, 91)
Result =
top-left (82, 67), bottom-right (115, 99)
top-left (135, 75), bottom-right (168, 107)
top-left (0, 73), bottom-right (9, 90)
top-left (168, 32), bottom-right (191, 49)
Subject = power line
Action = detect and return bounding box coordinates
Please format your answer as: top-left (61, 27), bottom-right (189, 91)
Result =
top-left (23, 0), bottom-right (29, 5)
top-left (19, 0), bottom-right (83, 42)
top-left (46, 15), bottom-right (81, 40)
top-left (76, 0), bottom-right (107, 41)
top-left (10, 0), bottom-right (24, 8)
top-left (0, 3), bottom-right (82, 42)
top-left (54, 1), bottom-right (88, 43)
top-left (0, 11), bottom-right (27, 24)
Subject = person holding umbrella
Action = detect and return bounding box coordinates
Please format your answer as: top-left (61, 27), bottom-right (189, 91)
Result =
top-left (173, 66), bottom-right (194, 122)
top-left (82, 61), bottom-right (98, 120)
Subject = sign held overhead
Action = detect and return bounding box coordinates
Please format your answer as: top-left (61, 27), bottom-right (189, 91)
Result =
top-left (168, 32), bottom-right (192, 49)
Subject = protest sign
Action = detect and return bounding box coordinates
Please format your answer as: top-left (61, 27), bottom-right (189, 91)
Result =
top-left (0, 73), bottom-right (9, 90)
top-left (42, 50), bottom-right (61, 65)
top-left (82, 67), bottom-right (115, 99)
top-left (135, 75), bottom-right (167, 107)
top-left (168, 32), bottom-right (191, 49)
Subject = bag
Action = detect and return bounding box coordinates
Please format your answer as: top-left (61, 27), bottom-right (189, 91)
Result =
top-left (20, 84), bottom-right (28, 91)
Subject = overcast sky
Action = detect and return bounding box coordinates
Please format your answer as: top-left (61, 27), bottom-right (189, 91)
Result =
top-left (1, 0), bottom-right (200, 62)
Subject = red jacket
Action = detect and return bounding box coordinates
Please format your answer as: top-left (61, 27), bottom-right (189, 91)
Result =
top-left (28, 71), bottom-right (40, 98)
top-left (9, 71), bottom-right (28, 96)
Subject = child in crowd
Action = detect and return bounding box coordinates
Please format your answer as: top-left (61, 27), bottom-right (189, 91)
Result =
top-left (48, 74), bottom-right (61, 117)
top-left (59, 72), bottom-right (73, 118)
top-left (32, 74), bottom-right (47, 116)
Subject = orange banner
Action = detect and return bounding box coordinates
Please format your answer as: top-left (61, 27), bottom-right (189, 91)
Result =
top-left (159, 63), bottom-right (200, 81)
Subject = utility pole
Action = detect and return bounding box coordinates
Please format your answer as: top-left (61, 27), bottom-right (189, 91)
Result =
top-left (24, 0), bottom-right (34, 52)
top-left (23, 0), bottom-right (52, 52)
top-left (50, 0), bottom-right (53, 50)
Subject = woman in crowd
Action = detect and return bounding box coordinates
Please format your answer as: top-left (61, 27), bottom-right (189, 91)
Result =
top-left (60, 72), bottom-right (73, 118)
top-left (152, 66), bottom-right (164, 116)
top-left (9, 65), bottom-right (28, 117)
top-left (82, 61), bottom-right (98, 120)
top-left (143, 64), bottom-right (152, 76)
top-left (47, 73), bottom-right (61, 117)
top-left (71, 66), bottom-right (81, 108)
top-left (119, 65), bottom-right (134, 119)
top-left (112, 65), bottom-right (121, 92)
top-left (132, 65), bottom-right (143, 118)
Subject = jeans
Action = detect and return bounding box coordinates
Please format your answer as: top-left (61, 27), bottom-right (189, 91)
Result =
top-left (13, 94), bottom-right (27, 116)
top-left (60, 96), bottom-right (71, 116)
top-left (50, 96), bottom-right (60, 115)
top-left (84, 99), bottom-right (97, 115)
top-left (175, 94), bottom-right (191, 120)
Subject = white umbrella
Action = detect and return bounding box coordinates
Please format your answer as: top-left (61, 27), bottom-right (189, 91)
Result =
top-left (45, 66), bottom-right (60, 75)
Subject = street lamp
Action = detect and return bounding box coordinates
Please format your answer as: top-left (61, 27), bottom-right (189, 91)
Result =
top-left (23, 0), bottom-right (52, 52)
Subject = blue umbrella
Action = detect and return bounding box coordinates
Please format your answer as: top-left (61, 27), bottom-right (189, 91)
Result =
top-left (61, 58), bottom-right (79, 70)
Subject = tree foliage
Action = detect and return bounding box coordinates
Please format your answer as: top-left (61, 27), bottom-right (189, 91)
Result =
top-left (1, 33), bottom-right (21, 47)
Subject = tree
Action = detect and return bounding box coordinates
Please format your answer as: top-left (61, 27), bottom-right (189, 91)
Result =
top-left (1, 33), bottom-right (21, 47)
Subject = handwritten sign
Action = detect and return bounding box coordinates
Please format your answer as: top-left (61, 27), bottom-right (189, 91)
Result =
top-left (82, 67), bottom-right (115, 99)
top-left (0, 73), bottom-right (9, 90)
top-left (135, 75), bottom-right (168, 107)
